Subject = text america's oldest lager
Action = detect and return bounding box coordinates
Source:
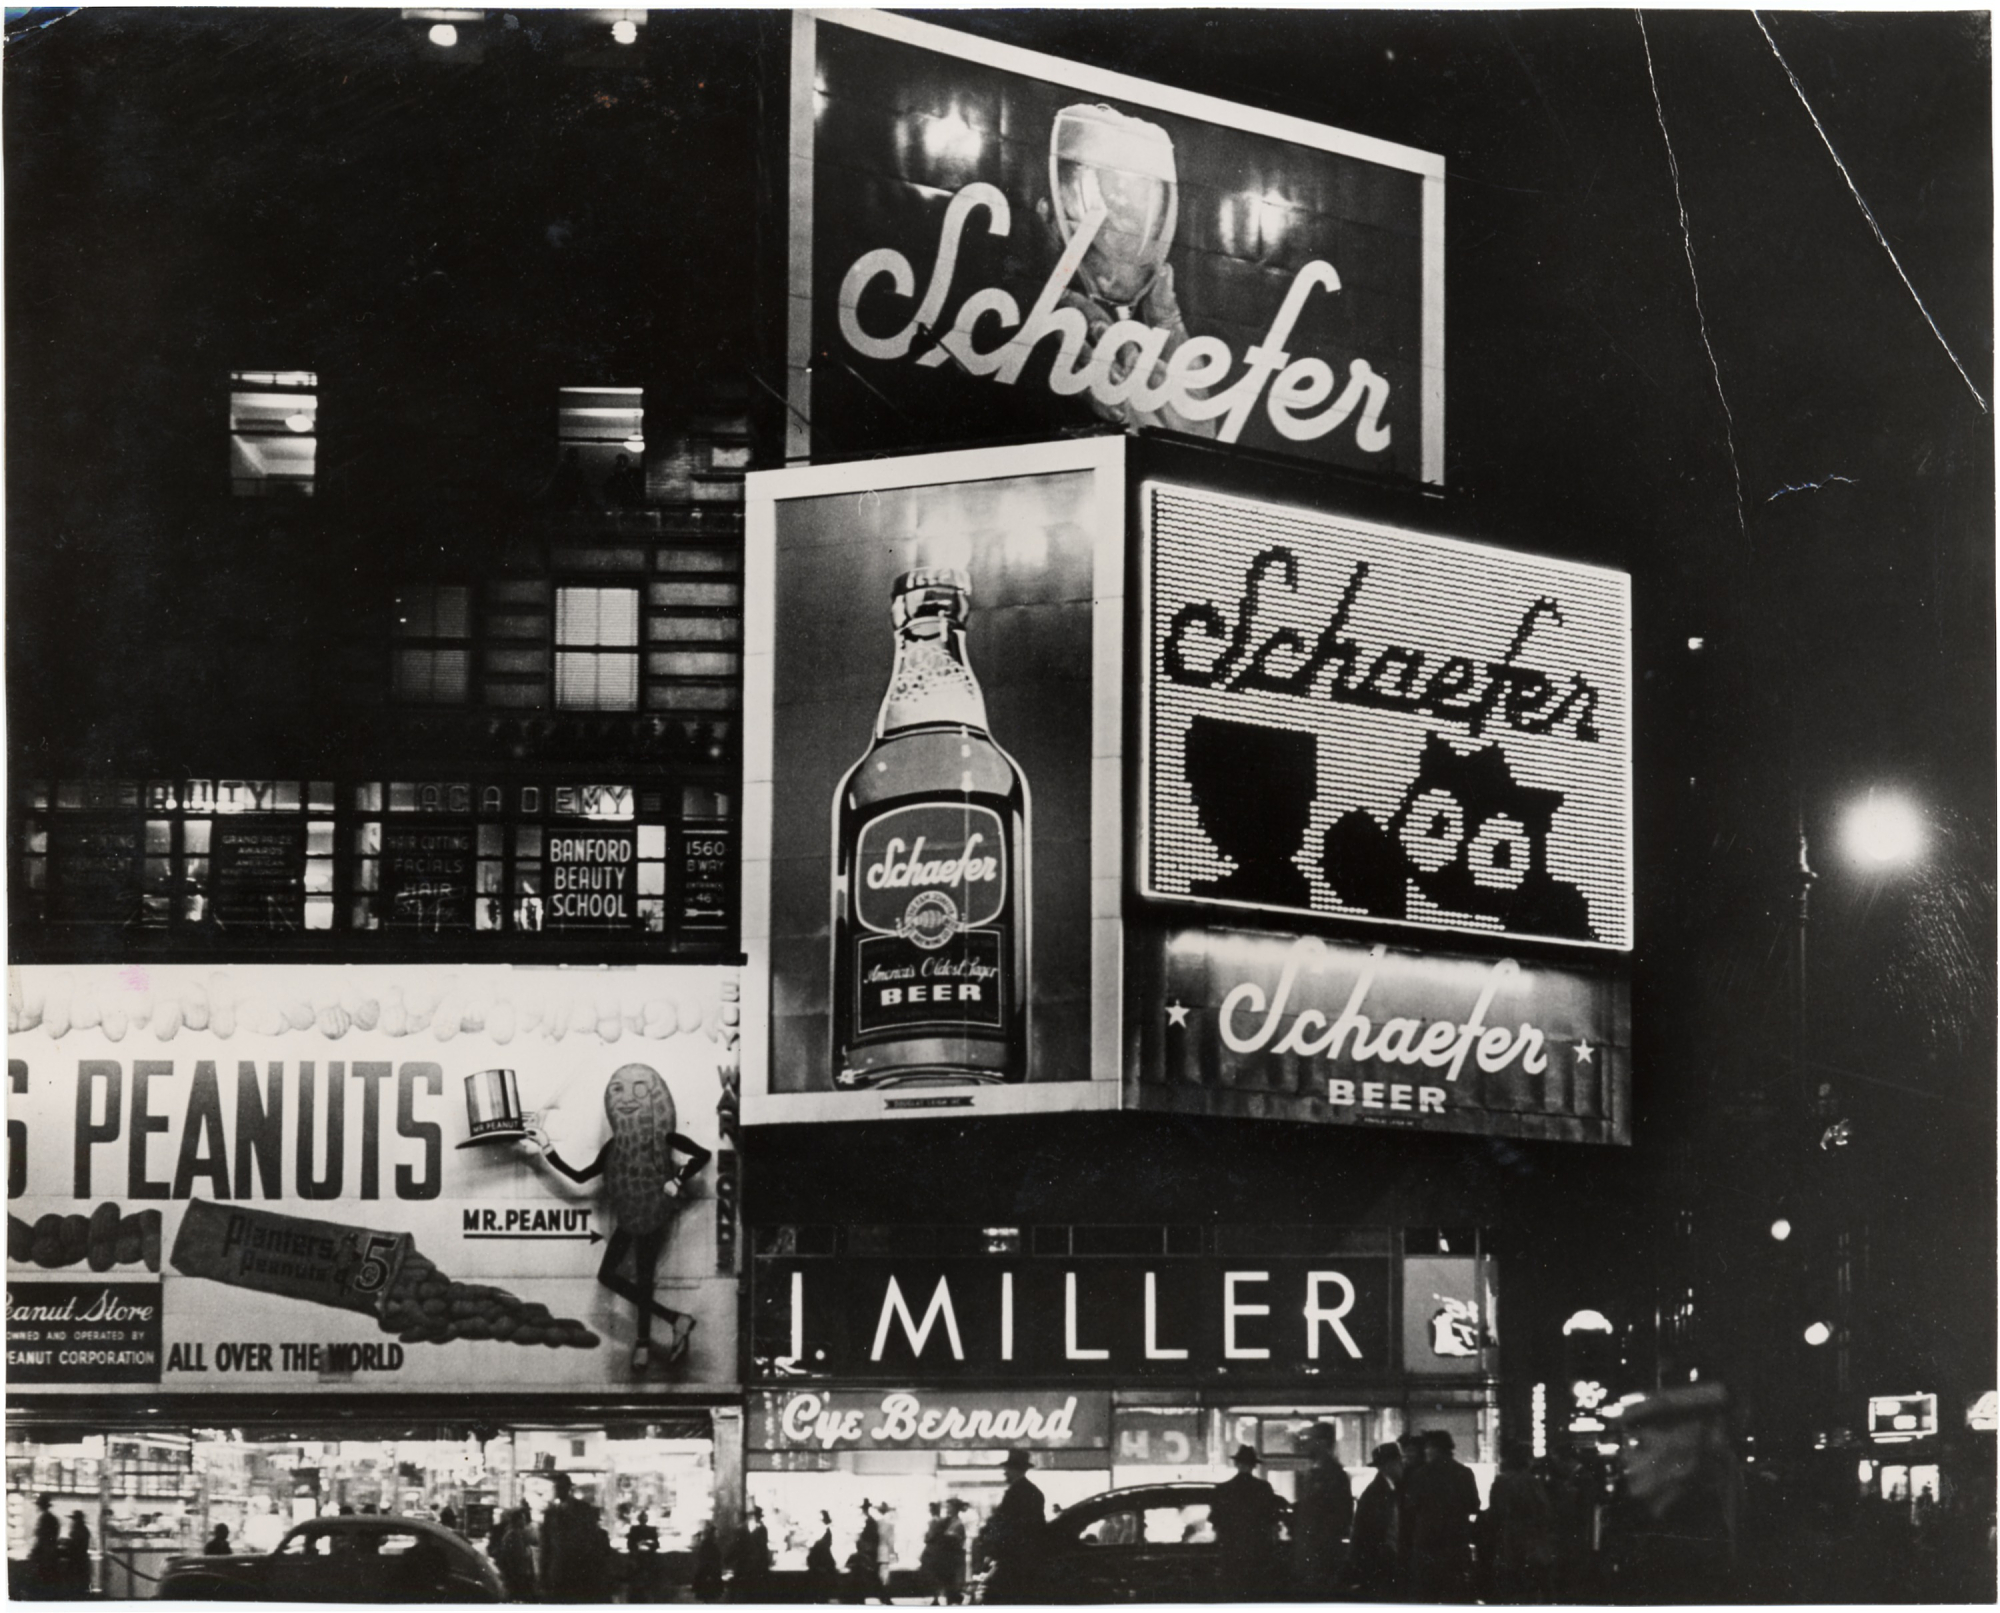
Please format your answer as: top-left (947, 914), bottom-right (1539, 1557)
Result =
top-left (831, 568), bottom-right (1030, 1086)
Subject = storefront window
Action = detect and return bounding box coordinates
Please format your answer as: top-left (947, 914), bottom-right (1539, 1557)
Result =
top-left (19, 775), bottom-right (733, 948)
top-left (8, 1419), bottom-right (717, 1601)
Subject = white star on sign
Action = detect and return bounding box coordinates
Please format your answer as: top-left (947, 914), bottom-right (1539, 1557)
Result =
top-left (1166, 1001), bottom-right (1191, 1028)
top-left (1575, 1041), bottom-right (1595, 1065)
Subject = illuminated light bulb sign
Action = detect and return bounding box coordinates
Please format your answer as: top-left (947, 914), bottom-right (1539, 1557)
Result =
top-left (1139, 482), bottom-right (1632, 952)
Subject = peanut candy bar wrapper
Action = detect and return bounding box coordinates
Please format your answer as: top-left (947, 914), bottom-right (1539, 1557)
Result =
top-left (171, 1200), bottom-right (599, 1349)
top-left (172, 1200), bottom-right (409, 1317)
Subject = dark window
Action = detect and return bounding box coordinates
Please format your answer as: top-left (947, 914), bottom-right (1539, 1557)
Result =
top-left (393, 586), bottom-right (472, 704)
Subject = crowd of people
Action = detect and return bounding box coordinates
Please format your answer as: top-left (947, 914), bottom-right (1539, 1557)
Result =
top-left (470, 1471), bottom-right (761, 1604)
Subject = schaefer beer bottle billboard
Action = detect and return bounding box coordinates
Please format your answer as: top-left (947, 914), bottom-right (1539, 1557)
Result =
top-left (831, 568), bottom-right (1030, 1085)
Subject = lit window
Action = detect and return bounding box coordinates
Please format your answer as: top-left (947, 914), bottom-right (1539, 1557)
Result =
top-left (556, 587), bottom-right (640, 710)
top-left (230, 370), bottom-right (317, 497)
top-left (555, 386), bottom-right (646, 508)
top-left (393, 586), bottom-right (472, 704)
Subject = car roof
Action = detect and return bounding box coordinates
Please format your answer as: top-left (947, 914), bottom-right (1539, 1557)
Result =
top-left (1050, 1482), bottom-right (1293, 1530)
top-left (1051, 1484), bottom-right (1218, 1522)
top-left (287, 1516), bottom-right (465, 1541)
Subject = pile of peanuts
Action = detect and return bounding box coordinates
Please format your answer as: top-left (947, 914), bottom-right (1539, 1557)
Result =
top-left (9, 1204), bottom-right (162, 1272)
top-left (375, 1244), bottom-right (598, 1350)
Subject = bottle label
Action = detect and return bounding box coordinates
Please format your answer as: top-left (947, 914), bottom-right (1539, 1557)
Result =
top-left (853, 803), bottom-right (1007, 943)
top-left (855, 930), bottom-right (1007, 1036)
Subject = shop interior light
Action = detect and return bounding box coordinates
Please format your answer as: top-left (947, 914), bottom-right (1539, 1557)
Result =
top-left (429, 23), bottom-right (458, 47)
top-left (1804, 1321), bottom-right (1833, 1347)
top-left (611, 18), bottom-right (637, 44)
top-left (1687, 636), bottom-right (1705, 650)
top-left (1770, 1217), bottom-right (1792, 1241)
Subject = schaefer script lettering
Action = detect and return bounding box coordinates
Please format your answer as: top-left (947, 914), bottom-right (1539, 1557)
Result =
top-left (864, 835), bottom-right (999, 893)
top-left (839, 186), bottom-right (1393, 455)
top-left (1221, 937), bottom-right (1551, 1079)
top-left (1164, 548), bottom-right (1601, 743)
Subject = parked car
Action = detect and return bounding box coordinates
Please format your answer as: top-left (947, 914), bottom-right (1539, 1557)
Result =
top-left (155, 1515), bottom-right (503, 1602)
top-left (1021, 1482), bottom-right (1294, 1603)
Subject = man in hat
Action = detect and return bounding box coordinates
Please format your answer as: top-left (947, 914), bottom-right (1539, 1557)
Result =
top-left (1291, 1422), bottom-right (1354, 1597)
top-left (978, 1450), bottom-right (1047, 1604)
top-left (1346, 1443), bottom-right (1406, 1601)
top-left (1211, 1444), bottom-right (1284, 1599)
top-left (1607, 1383), bottom-right (1741, 1602)
top-left (1403, 1429), bottom-right (1481, 1602)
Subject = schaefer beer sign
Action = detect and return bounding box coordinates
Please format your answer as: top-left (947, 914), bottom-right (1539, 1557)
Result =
top-left (1128, 926), bottom-right (1630, 1146)
top-left (5, 964), bottom-right (740, 1391)
top-left (789, 12), bottom-right (1444, 483)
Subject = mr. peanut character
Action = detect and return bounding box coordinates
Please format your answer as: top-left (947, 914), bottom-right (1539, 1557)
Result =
top-left (522, 1064), bottom-right (711, 1373)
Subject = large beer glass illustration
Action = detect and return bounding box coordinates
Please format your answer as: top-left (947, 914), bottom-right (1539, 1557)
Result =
top-left (1046, 103), bottom-right (1214, 436)
top-left (1049, 103), bottom-right (1179, 316)
top-left (830, 568), bottom-right (1031, 1086)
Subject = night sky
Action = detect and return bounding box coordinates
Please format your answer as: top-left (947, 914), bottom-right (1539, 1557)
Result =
top-left (6, 8), bottom-right (1993, 1404)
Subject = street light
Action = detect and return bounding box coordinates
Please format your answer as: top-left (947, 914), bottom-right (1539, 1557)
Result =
top-left (1841, 793), bottom-right (1926, 869)
top-left (1769, 1218), bottom-right (1792, 1242)
top-left (1792, 789), bottom-right (1925, 1415)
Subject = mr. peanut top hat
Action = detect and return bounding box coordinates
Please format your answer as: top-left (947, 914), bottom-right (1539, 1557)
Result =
top-left (457, 1067), bottom-right (530, 1148)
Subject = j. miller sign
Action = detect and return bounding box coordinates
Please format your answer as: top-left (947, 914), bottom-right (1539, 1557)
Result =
top-left (752, 1255), bottom-right (1392, 1383)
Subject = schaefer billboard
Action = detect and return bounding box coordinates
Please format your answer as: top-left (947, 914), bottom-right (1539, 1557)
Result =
top-left (1139, 482), bottom-right (1632, 952)
top-left (5, 964), bottom-right (740, 1393)
top-left (788, 11), bottom-right (1444, 484)
top-left (1127, 927), bottom-right (1628, 1145)
top-left (1131, 476), bottom-right (1632, 1145)
top-left (744, 437), bottom-right (1128, 1122)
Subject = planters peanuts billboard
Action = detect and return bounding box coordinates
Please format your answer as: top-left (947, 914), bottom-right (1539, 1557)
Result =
top-left (5, 964), bottom-right (740, 1392)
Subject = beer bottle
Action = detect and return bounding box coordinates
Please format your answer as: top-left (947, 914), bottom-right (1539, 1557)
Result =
top-left (831, 568), bottom-right (1030, 1086)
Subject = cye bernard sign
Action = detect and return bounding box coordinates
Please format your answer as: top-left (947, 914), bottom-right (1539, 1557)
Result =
top-left (789, 11), bottom-right (1444, 483)
top-left (6, 963), bottom-right (740, 1392)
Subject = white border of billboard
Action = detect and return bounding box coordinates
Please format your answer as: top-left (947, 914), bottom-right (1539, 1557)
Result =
top-left (743, 436), bottom-right (1129, 1124)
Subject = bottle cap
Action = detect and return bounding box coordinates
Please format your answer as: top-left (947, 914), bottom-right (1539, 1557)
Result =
top-left (893, 567), bottom-right (970, 597)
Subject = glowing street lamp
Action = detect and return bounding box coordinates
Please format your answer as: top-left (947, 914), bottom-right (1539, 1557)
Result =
top-left (1841, 792), bottom-right (1925, 869)
top-left (1769, 1218), bottom-right (1792, 1242)
top-left (1803, 1321), bottom-right (1832, 1347)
